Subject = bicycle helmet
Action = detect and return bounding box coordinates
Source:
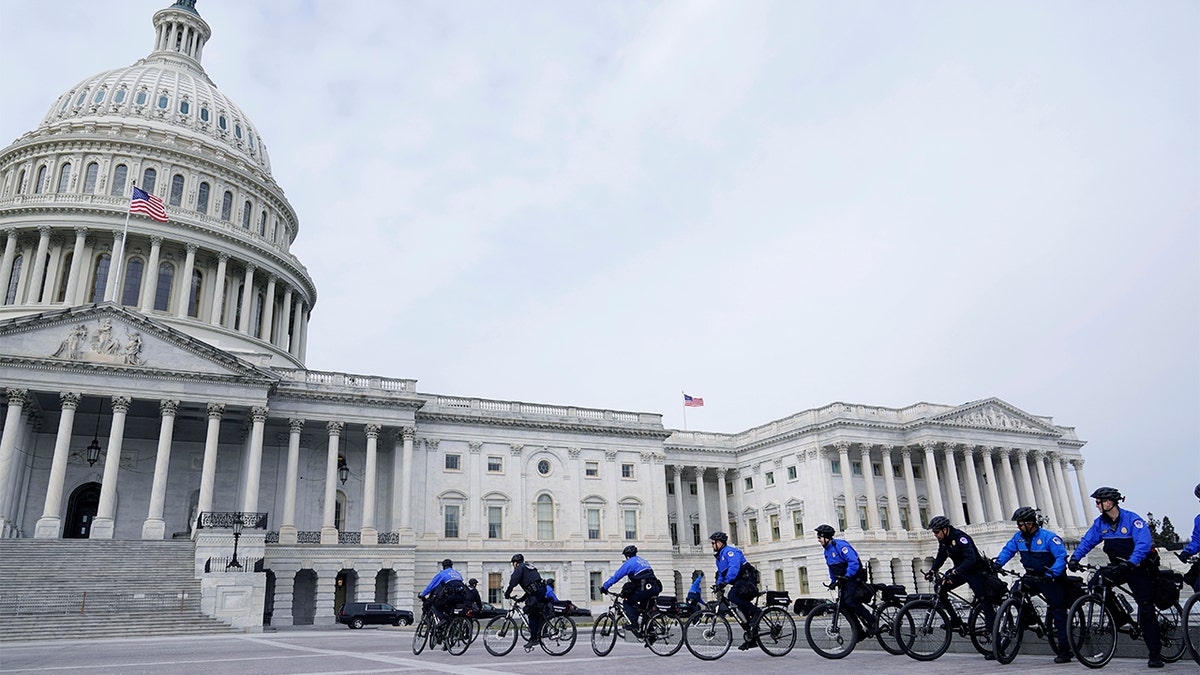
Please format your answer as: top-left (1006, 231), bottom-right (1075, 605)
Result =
top-left (622, 545), bottom-right (638, 558)
top-left (1090, 487), bottom-right (1123, 503)
top-left (927, 515), bottom-right (952, 531)
top-left (468, 578), bottom-right (478, 586)
top-left (708, 531), bottom-right (728, 544)
top-left (1011, 506), bottom-right (1039, 523)
top-left (814, 524), bottom-right (836, 538)
top-left (511, 553), bottom-right (524, 564)
top-left (546, 579), bottom-right (555, 587)
top-left (441, 558), bottom-right (453, 568)
top-left (1194, 483), bottom-right (1199, 500)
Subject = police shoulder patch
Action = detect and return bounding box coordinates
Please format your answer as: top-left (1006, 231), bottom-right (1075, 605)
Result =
top-left (1133, 520), bottom-right (1144, 529)
top-left (959, 536), bottom-right (968, 544)
top-left (1052, 537), bottom-right (1062, 545)
top-left (841, 546), bottom-right (849, 554)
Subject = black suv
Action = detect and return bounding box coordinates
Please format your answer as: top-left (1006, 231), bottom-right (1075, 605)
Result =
top-left (338, 602), bottom-right (414, 629)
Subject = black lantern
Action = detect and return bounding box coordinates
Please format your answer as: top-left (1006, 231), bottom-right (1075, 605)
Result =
top-left (337, 455), bottom-right (349, 485)
top-left (226, 512), bottom-right (244, 570)
top-left (85, 399), bottom-right (103, 466)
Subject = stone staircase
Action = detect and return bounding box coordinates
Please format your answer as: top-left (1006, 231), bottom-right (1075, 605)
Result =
top-left (0, 539), bottom-right (241, 641)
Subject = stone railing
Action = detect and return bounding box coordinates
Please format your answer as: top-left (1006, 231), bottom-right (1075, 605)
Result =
top-left (275, 368), bottom-right (417, 393)
top-left (429, 396), bottom-right (660, 426)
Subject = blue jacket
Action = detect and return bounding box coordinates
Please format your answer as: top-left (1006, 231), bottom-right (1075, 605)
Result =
top-left (545, 585), bottom-right (559, 602)
top-left (823, 538), bottom-right (862, 581)
top-left (996, 527), bottom-right (1067, 577)
top-left (688, 574), bottom-right (704, 597)
top-left (421, 568), bottom-right (464, 597)
top-left (1183, 514), bottom-right (1200, 558)
top-left (1071, 508), bottom-right (1153, 567)
top-left (715, 544), bottom-right (747, 585)
top-left (602, 555), bottom-right (654, 591)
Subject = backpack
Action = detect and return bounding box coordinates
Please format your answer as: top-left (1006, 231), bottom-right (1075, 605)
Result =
top-left (1153, 569), bottom-right (1183, 610)
top-left (739, 562), bottom-right (761, 587)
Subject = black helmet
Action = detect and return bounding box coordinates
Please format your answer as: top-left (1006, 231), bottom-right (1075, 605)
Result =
top-left (441, 558), bottom-right (453, 568)
top-left (708, 531), bottom-right (728, 544)
top-left (546, 579), bottom-right (555, 587)
top-left (814, 524), bottom-right (836, 538)
top-left (1091, 487), bottom-right (1123, 503)
top-left (1194, 483), bottom-right (1199, 500)
top-left (1011, 506), bottom-right (1039, 524)
top-left (622, 545), bottom-right (638, 558)
top-left (468, 578), bottom-right (478, 586)
top-left (511, 553), bottom-right (524, 564)
top-left (928, 515), bottom-right (952, 531)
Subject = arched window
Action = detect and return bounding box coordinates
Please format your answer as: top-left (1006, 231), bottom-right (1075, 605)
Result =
top-left (241, 201), bottom-right (251, 229)
top-left (83, 163), bottom-right (99, 194)
top-left (141, 168), bottom-right (157, 194)
top-left (187, 269), bottom-right (203, 317)
top-left (196, 182), bottom-right (210, 214)
top-left (169, 174), bottom-right (185, 207)
top-left (5, 256), bottom-right (22, 304)
top-left (16, 169), bottom-right (25, 195)
top-left (200, 106), bottom-right (209, 122)
top-left (121, 257), bottom-right (143, 306)
top-left (258, 211), bottom-right (268, 236)
top-left (253, 292), bottom-right (265, 336)
top-left (110, 164), bottom-right (127, 196)
top-left (154, 262), bottom-right (174, 311)
top-left (220, 191), bottom-right (232, 221)
top-left (34, 166), bottom-right (47, 193)
top-left (90, 253), bottom-right (110, 302)
top-left (536, 494), bottom-right (554, 540)
top-left (234, 283), bottom-right (244, 328)
top-left (56, 252), bottom-right (73, 302)
top-left (56, 163), bottom-right (71, 192)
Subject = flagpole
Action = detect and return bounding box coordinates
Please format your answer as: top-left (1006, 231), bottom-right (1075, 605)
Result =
top-left (681, 390), bottom-right (688, 431)
top-left (108, 183), bottom-right (134, 303)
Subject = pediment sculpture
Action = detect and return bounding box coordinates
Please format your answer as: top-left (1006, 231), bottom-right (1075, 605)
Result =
top-left (945, 405), bottom-right (1033, 431)
top-left (50, 319), bottom-right (145, 366)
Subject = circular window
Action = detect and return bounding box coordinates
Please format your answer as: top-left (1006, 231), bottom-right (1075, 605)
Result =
top-left (537, 460), bottom-right (551, 476)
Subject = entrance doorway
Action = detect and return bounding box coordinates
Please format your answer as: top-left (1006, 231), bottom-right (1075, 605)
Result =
top-left (63, 482), bottom-right (101, 538)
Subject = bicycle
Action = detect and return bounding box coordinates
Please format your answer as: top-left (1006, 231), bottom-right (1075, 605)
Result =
top-left (412, 603), bottom-right (473, 656)
top-left (481, 596), bottom-right (577, 656)
top-left (1182, 589), bottom-right (1200, 666)
top-left (1067, 562), bottom-right (1185, 668)
top-left (683, 584), bottom-right (796, 660)
top-left (803, 577), bottom-right (908, 659)
top-left (590, 589), bottom-right (684, 657)
top-left (991, 568), bottom-right (1076, 664)
top-left (892, 569), bottom-right (997, 661)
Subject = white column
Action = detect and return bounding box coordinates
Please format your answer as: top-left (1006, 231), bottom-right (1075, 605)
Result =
top-left (835, 443), bottom-right (856, 531)
top-left (881, 445), bottom-right (901, 531)
top-left (399, 427), bottom-right (414, 531)
top-left (279, 418), bottom-right (302, 544)
top-left (467, 441), bottom-right (482, 539)
top-left (278, 287), bottom-right (293, 350)
top-left (90, 395), bottom-right (132, 539)
top-left (716, 467), bottom-right (730, 537)
top-left (289, 298), bottom-right (304, 357)
top-left (174, 243), bottom-right (197, 317)
top-left (1032, 451), bottom-right (1059, 528)
top-left (259, 274), bottom-right (276, 341)
top-left (138, 235), bottom-right (162, 311)
top-left (921, 441), bottom-right (945, 517)
top-left (208, 253), bottom-right (228, 325)
top-left (979, 446), bottom-right (1005, 521)
top-left (960, 445), bottom-right (985, 524)
top-left (998, 447), bottom-right (1021, 514)
top-left (901, 447), bottom-right (920, 530)
top-left (196, 403), bottom-right (225, 518)
top-left (63, 227), bottom-right (87, 305)
top-left (0, 389), bottom-right (30, 526)
top-left (141, 399), bottom-right (179, 540)
top-left (1052, 453), bottom-right (1079, 528)
top-left (695, 467), bottom-right (710, 543)
top-left (103, 230), bottom-right (124, 302)
top-left (35, 392), bottom-right (80, 538)
top-left (1071, 459), bottom-right (1090, 527)
top-left (1015, 448), bottom-right (1038, 510)
top-left (237, 263), bottom-right (255, 334)
top-left (298, 305), bottom-right (309, 361)
top-left (240, 406), bottom-right (268, 513)
top-left (0, 230), bottom-right (18, 299)
top-left (859, 444), bottom-right (881, 530)
top-left (320, 421), bottom-right (343, 544)
top-left (361, 423), bottom-right (380, 545)
top-left (27, 226), bottom-right (51, 304)
top-left (941, 443), bottom-right (965, 525)
top-left (672, 465), bottom-right (686, 545)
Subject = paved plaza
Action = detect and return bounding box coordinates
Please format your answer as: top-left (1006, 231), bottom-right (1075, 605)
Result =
top-left (0, 627), bottom-right (1193, 675)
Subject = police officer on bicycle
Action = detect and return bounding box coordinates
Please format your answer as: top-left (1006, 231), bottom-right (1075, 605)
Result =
top-left (505, 553), bottom-right (548, 650)
top-left (928, 515), bottom-right (999, 658)
top-left (816, 524), bottom-right (876, 636)
top-left (419, 559), bottom-right (467, 628)
top-left (709, 531), bottom-right (761, 650)
top-left (1178, 483), bottom-right (1200, 593)
top-left (1068, 486), bottom-right (1164, 668)
top-left (994, 507), bottom-right (1073, 664)
top-left (601, 545), bottom-right (661, 638)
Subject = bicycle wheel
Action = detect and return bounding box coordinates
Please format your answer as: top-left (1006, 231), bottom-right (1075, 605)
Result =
top-left (894, 600), bottom-right (953, 661)
top-left (591, 613), bottom-right (619, 656)
top-left (993, 598), bottom-right (1024, 664)
top-left (968, 602), bottom-right (994, 656)
top-left (647, 613), bottom-right (685, 657)
top-left (1184, 591), bottom-right (1200, 666)
top-left (1158, 602), bottom-right (1185, 663)
top-left (684, 610), bottom-right (732, 660)
top-left (804, 602), bottom-right (857, 659)
top-left (446, 616), bottom-right (472, 656)
top-left (540, 615), bottom-right (577, 656)
top-left (483, 616), bottom-right (519, 656)
top-left (469, 617), bottom-right (481, 644)
top-left (1069, 595), bottom-right (1116, 669)
top-left (412, 617), bottom-right (431, 655)
top-left (873, 600), bottom-right (906, 655)
top-left (755, 606), bottom-right (796, 657)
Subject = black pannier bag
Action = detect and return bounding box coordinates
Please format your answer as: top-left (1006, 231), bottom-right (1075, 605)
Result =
top-left (879, 584), bottom-right (907, 603)
top-left (851, 580), bottom-right (874, 604)
top-left (654, 595), bottom-right (678, 613)
top-left (765, 590), bottom-right (790, 607)
top-left (983, 574), bottom-right (1008, 602)
top-left (1062, 575), bottom-right (1087, 603)
top-left (1153, 569), bottom-right (1183, 610)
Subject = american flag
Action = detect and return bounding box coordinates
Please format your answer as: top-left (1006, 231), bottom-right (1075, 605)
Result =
top-left (129, 186), bottom-right (168, 222)
top-left (683, 394), bottom-right (704, 407)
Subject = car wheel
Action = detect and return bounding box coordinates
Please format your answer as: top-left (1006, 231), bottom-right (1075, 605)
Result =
top-left (403, 616), bottom-right (413, 626)
top-left (351, 618), bottom-right (364, 629)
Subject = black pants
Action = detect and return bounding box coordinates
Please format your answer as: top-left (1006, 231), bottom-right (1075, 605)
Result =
top-left (728, 582), bottom-right (760, 630)
top-left (623, 577), bottom-right (661, 629)
top-left (1106, 564), bottom-right (1161, 658)
top-left (943, 572), bottom-right (997, 629)
top-left (1029, 576), bottom-right (1070, 656)
top-left (524, 597), bottom-right (547, 643)
top-left (840, 576), bottom-right (876, 631)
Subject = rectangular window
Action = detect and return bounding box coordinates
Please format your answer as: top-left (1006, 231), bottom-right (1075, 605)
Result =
top-left (487, 455), bottom-right (503, 473)
top-left (488, 506), bottom-right (503, 539)
top-left (919, 507), bottom-right (929, 528)
top-left (836, 505), bottom-right (847, 531)
top-left (893, 463), bottom-right (903, 478)
top-left (787, 466), bottom-right (797, 481)
top-left (686, 482), bottom-right (695, 496)
top-left (488, 573), bottom-right (503, 604)
top-left (878, 506), bottom-right (890, 530)
top-left (900, 506), bottom-right (911, 530)
top-left (744, 476), bottom-right (754, 491)
top-left (857, 506), bottom-right (868, 529)
top-left (770, 514), bottom-right (780, 541)
top-left (765, 471), bottom-right (775, 486)
top-left (624, 510), bottom-right (637, 539)
top-left (590, 572), bottom-right (603, 601)
top-left (872, 462), bottom-right (883, 477)
top-left (726, 480), bottom-right (734, 495)
top-left (587, 508), bottom-right (601, 540)
top-left (692, 523), bottom-right (701, 546)
top-left (851, 461), bottom-right (863, 476)
top-left (669, 522), bottom-right (678, 545)
top-left (793, 511), bottom-right (804, 538)
top-left (585, 461), bottom-right (599, 477)
top-left (730, 522), bottom-right (739, 546)
top-left (444, 454), bottom-right (460, 471)
top-left (774, 568), bottom-right (785, 591)
top-left (444, 505), bottom-right (460, 538)
top-left (537, 499), bottom-right (554, 540)
top-left (667, 482), bottom-right (675, 495)
top-left (798, 567), bottom-right (810, 594)
top-left (749, 518), bottom-right (759, 545)
top-left (913, 465), bottom-right (923, 479)
top-left (621, 463), bottom-right (634, 479)
top-left (831, 459), bottom-right (841, 475)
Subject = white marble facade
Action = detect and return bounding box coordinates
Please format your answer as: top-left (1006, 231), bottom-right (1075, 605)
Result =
top-left (0, 1), bottom-right (1091, 627)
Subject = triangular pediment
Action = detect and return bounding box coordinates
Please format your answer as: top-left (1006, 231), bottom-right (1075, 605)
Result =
top-left (930, 398), bottom-right (1060, 435)
top-left (0, 303), bottom-right (277, 383)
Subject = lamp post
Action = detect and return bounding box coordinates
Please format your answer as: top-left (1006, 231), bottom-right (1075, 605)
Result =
top-left (85, 399), bottom-right (103, 466)
top-left (338, 455), bottom-right (349, 485)
top-left (226, 512), bottom-right (244, 570)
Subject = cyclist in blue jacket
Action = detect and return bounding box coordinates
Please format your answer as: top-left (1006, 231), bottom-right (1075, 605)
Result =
top-left (1068, 486), bottom-right (1163, 668)
top-left (1179, 483), bottom-right (1200, 592)
top-left (544, 578), bottom-right (559, 602)
top-left (710, 531), bottom-right (761, 650)
top-left (994, 507), bottom-right (1072, 664)
top-left (419, 559), bottom-right (466, 627)
top-left (601, 545), bottom-right (662, 636)
top-left (816, 524), bottom-right (876, 635)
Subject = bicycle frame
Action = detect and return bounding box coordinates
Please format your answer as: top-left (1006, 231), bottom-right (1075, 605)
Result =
top-left (923, 570), bottom-right (986, 635)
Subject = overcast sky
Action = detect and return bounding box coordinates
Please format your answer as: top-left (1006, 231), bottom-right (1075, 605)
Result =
top-left (2, 0), bottom-right (1196, 530)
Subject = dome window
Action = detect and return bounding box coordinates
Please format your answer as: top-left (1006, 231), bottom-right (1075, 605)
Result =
top-left (75, 90), bottom-right (88, 107)
top-left (110, 164), bottom-right (128, 196)
top-left (235, 124), bottom-right (242, 140)
top-left (114, 89), bottom-right (126, 104)
top-left (248, 132), bottom-right (255, 150)
top-left (93, 90), bottom-right (106, 105)
top-left (83, 163), bottom-right (99, 194)
top-left (241, 201), bottom-right (252, 229)
top-left (220, 191), bottom-right (233, 221)
top-left (196, 182), bottom-right (210, 215)
top-left (218, 115), bottom-right (227, 130)
top-left (59, 97), bottom-right (70, 113)
top-left (157, 94), bottom-right (169, 109)
top-left (179, 100), bottom-right (190, 115)
top-left (135, 90), bottom-right (148, 106)
top-left (169, 174), bottom-right (185, 207)
top-left (200, 106), bottom-right (209, 122)
top-left (141, 168), bottom-right (157, 194)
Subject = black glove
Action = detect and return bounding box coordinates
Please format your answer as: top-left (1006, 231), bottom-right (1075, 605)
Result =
top-left (990, 559), bottom-right (1004, 573)
top-left (827, 578), bottom-right (839, 590)
top-left (1067, 558), bottom-right (1082, 572)
top-left (1116, 560), bottom-right (1134, 573)
top-left (713, 583), bottom-right (726, 593)
top-left (923, 570), bottom-right (934, 581)
top-left (1177, 551), bottom-right (1191, 564)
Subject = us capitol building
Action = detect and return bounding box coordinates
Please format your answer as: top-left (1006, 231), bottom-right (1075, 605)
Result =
top-left (0, 1), bottom-right (1093, 629)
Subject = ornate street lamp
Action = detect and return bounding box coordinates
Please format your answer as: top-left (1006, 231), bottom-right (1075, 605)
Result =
top-left (337, 455), bottom-right (349, 485)
top-left (85, 399), bottom-right (103, 466)
top-left (226, 512), bottom-right (244, 571)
